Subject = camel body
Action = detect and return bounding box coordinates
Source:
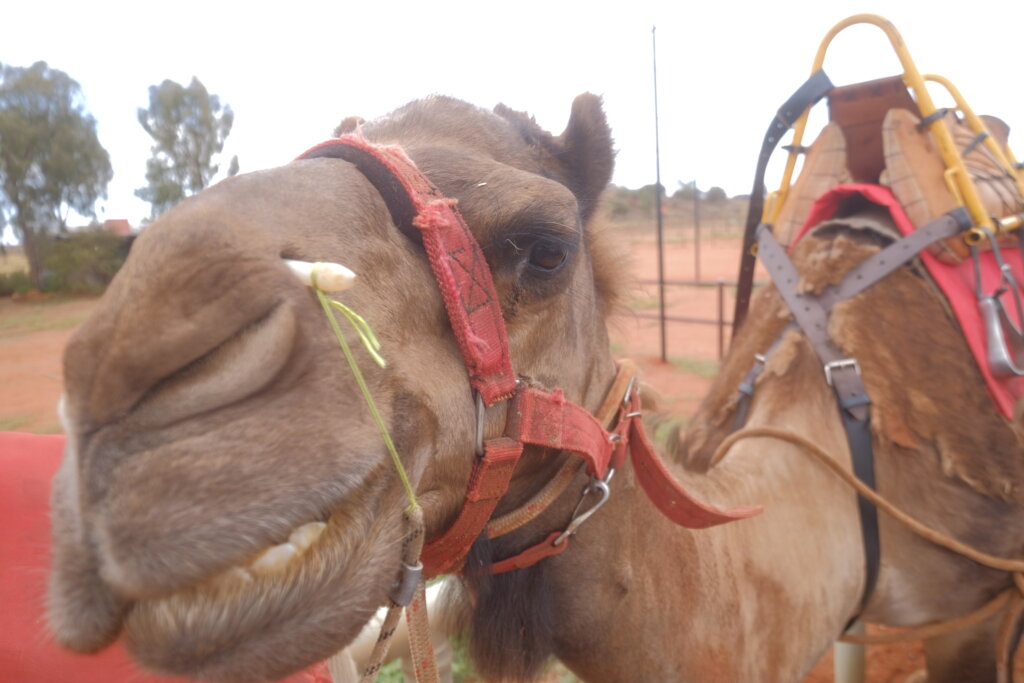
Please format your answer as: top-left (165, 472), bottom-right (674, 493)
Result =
top-left (48, 95), bottom-right (1023, 682)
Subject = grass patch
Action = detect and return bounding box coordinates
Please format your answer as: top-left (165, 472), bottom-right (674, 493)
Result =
top-left (0, 306), bottom-right (91, 336)
top-left (652, 415), bottom-right (689, 449)
top-left (0, 414), bottom-right (36, 431)
top-left (669, 356), bottom-right (720, 379)
top-left (35, 422), bottom-right (64, 435)
top-left (627, 296), bottom-right (664, 312)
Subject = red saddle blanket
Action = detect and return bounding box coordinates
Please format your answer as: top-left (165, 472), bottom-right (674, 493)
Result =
top-left (797, 184), bottom-right (1024, 419)
top-left (0, 431), bottom-right (331, 683)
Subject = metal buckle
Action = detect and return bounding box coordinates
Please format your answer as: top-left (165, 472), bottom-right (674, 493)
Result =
top-left (553, 469), bottom-right (615, 546)
top-left (824, 358), bottom-right (860, 387)
top-left (621, 375), bottom-right (642, 419)
top-left (475, 382), bottom-right (519, 456)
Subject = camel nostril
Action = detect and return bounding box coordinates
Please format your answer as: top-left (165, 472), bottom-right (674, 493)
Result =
top-left (131, 302), bottom-right (298, 428)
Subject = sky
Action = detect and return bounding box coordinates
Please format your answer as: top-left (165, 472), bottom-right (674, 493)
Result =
top-left (4, 0), bottom-right (1022, 234)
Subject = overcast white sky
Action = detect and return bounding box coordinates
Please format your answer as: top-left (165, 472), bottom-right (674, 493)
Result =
top-left (4, 0), bottom-right (1022, 232)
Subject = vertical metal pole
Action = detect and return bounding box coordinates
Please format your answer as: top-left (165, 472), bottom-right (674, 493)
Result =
top-left (716, 278), bottom-right (725, 360)
top-left (835, 621), bottom-right (867, 683)
top-left (694, 180), bottom-right (701, 283)
top-left (652, 25), bottom-right (667, 363)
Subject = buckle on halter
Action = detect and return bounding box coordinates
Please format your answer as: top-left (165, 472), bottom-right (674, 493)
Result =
top-left (824, 358), bottom-right (860, 387)
top-left (475, 382), bottom-right (519, 456)
top-left (553, 469), bottom-right (615, 546)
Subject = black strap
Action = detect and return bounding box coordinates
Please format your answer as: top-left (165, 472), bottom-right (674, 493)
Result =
top-left (839, 403), bottom-right (880, 605)
top-left (300, 142), bottom-right (423, 244)
top-left (757, 224), bottom-right (879, 607)
top-left (962, 131), bottom-right (989, 157)
top-left (732, 325), bottom-right (796, 431)
top-left (916, 108), bottom-right (950, 131)
top-left (734, 70), bottom-right (834, 334)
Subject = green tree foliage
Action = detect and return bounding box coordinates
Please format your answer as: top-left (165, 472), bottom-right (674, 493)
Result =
top-left (0, 61), bottom-right (112, 289)
top-left (704, 186), bottom-right (728, 203)
top-left (40, 227), bottom-right (128, 294)
top-left (136, 77), bottom-right (237, 217)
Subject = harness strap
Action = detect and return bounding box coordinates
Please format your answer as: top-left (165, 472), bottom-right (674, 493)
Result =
top-left (756, 223), bottom-right (879, 605)
top-left (630, 408), bottom-right (763, 528)
top-left (734, 69), bottom-right (835, 332)
top-left (419, 438), bottom-right (523, 576)
top-left (757, 224), bottom-right (872, 419)
top-left (506, 386), bottom-right (614, 480)
top-left (488, 388), bottom-right (764, 575)
top-left (733, 326), bottom-right (795, 430)
top-left (816, 208), bottom-right (972, 309)
top-left (298, 137), bottom-right (517, 406)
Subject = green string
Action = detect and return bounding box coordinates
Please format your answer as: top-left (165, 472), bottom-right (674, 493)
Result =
top-left (312, 265), bottom-right (419, 513)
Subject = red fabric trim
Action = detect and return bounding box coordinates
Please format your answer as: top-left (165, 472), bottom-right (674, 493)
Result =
top-left (420, 437), bottom-right (524, 577)
top-left (504, 386), bottom-right (613, 480)
top-left (628, 421), bottom-right (764, 528)
top-left (298, 136), bottom-right (517, 406)
top-left (0, 432), bottom-right (328, 683)
top-left (489, 532), bottom-right (569, 574)
top-left (796, 184), bottom-right (1024, 418)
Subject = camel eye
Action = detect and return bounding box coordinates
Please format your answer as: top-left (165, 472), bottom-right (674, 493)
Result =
top-left (527, 240), bottom-right (568, 273)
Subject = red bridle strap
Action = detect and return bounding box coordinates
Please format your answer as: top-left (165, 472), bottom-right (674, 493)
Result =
top-left (298, 136), bottom-right (517, 406)
top-left (484, 387), bottom-right (763, 575)
top-left (419, 437), bottom-right (523, 576)
top-left (506, 386), bottom-right (614, 480)
top-left (298, 136), bottom-right (761, 579)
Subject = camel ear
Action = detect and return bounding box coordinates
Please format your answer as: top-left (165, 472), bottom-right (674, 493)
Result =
top-left (556, 93), bottom-right (616, 222)
top-left (495, 94), bottom-right (615, 223)
top-left (333, 116), bottom-right (365, 136)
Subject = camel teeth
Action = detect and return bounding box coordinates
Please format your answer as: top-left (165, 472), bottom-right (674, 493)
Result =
top-left (210, 565), bottom-right (253, 590)
top-left (284, 259), bottom-right (356, 292)
top-left (227, 566), bottom-right (254, 582)
top-left (249, 542), bottom-right (298, 574)
top-left (288, 521), bottom-right (327, 552)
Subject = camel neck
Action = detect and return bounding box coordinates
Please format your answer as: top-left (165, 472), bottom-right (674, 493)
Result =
top-left (545, 424), bottom-right (866, 681)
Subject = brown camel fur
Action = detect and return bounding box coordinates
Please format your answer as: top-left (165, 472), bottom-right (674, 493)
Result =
top-left (50, 95), bottom-right (1023, 682)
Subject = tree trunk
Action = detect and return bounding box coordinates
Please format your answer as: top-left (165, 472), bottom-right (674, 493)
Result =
top-left (19, 225), bottom-right (43, 291)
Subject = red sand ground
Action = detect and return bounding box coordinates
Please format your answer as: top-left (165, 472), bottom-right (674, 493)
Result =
top-left (0, 228), bottom-right (925, 681)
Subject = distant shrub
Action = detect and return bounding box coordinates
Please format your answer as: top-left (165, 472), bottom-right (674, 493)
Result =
top-left (41, 228), bottom-right (128, 294)
top-left (0, 270), bottom-right (33, 297)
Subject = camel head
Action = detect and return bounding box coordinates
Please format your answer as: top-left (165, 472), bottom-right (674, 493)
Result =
top-left (49, 94), bottom-right (620, 682)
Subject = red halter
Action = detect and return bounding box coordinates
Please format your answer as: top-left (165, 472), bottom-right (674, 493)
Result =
top-left (298, 136), bottom-right (761, 577)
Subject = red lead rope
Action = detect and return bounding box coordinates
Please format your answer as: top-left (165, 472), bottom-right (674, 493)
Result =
top-left (297, 136), bottom-right (761, 579)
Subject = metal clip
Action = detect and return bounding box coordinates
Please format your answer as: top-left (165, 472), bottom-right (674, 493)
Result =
top-left (389, 561), bottom-right (423, 607)
top-left (474, 382), bottom-right (519, 456)
top-left (970, 235), bottom-right (1024, 377)
top-left (824, 358), bottom-right (860, 387)
top-left (553, 469), bottom-right (615, 546)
